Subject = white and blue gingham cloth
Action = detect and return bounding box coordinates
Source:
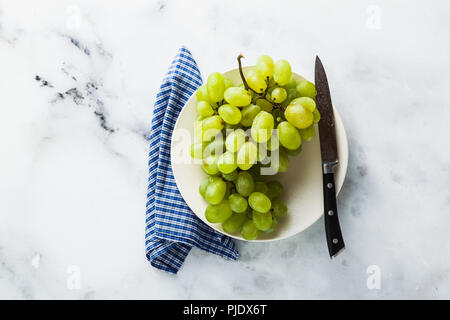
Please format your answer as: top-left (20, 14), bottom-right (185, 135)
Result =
top-left (145, 47), bottom-right (239, 274)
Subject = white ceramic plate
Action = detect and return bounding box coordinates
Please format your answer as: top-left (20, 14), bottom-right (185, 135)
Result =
top-left (171, 67), bottom-right (348, 242)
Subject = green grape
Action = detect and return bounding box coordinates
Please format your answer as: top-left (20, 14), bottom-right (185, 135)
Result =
top-left (190, 142), bottom-right (205, 159)
top-left (205, 200), bottom-right (232, 223)
top-left (196, 101), bottom-right (214, 117)
top-left (291, 96), bottom-right (316, 112)
top-left (277, 148), bottom-right (290, 173)
top-left (204, 178), bottom-right (226, 205)
top-left (247, 164), bottom-right (262, 182)
top-left (202, 155), bottom-right (220, 175)
top-left (266, 180), bottom-right (284, 200)
top-left (268, 77), bottom-right (277, 88)
top-left (251, 111), bottom-right (274, 143)
top-left (224, 181), bottom-right (233, 199)
top-left (244, 206), bottom-right (253, 219)
top-left (284, 103), bottom-right (313, 129)
top-left (217, 151), bottom-right (237, 174)
top-left (296, 80), bottom-right (317, 98)
top-left (202, 115), bottom-right (224, 130)
top-left (202, 138), bottom-right (225, 158)
top-left (222, 212), bottom-right (247, 234)
top-left (266, 133), bottom-right (279, 151)
top-left (264, 217), bottom-right (278, 233)
top-left (207, 72), bottom-right (225, 103)
top-left (235, 171), bottom-right (254, 197)
top-left (199, 177), bottom-right (209, 197)
top-left (241, 219), bottom-right (259, 240)
top-left (264, 152), bottom-right (286, 174)
top-left (224, 123), bottom-right (242, 131)
top-left (254, 181), bottom-right (268, 194)
top-left (283, 76), bottom-right (297, 90)
top-left (281, 88), bottom-right (299, 108)
top-left (224, 78), bottom-right (233, 89)
top-left (246, 70), bottom-right (267, 93)
top-left (278, 121), bottom-right (302, 150)
top-left (199, 176), bottom-right (219, 197)
top-left (255, 98), bottom-right (273, 112)
top-left (273, 60), bottom-right (292, 86)
top-left (256, 55), bottom-right (274, 79)
top-left (252, 210), bottom-right (273, 231)
top-left (284, 145), bottom-right (302, 156)
top-left (266, 86), bottom-right (275, 96)
top-left (218, 104), bottom-right (242, 125)
top-left (196, 84), bottom-right (211, 103)
top-left (194, 116), bottom-right (222, 142)
top-left (196, 114), bottom-right (206, 121)
top-left (249, 89), bottom-right (259, 100)
top-left (237, 141), bottom-right (257, 170)
top-left (223, 87), bottom-right (252, 106)
top-left (248, 192), bottom-right (271, 213)
top-left (256, 142), bottom-right (268, 162)
top-left (240, 104), bottom-right (261, 127)
top-left (196, 115), bottom-right (224, 142)
top-left (225, 128), bottom-right (246, 152)
top-left (271, 87), bottom-right (287, 103)
top-left (222, 170), bottom-right (238, 181)
top-left (228, 193), bottom-right (248, 213)
top-left (299, 125), bottom-right (315, 141)
top-left (272, 199), bottom-right (287, 217)
top-left (313, 108), bottom-right (321, 123)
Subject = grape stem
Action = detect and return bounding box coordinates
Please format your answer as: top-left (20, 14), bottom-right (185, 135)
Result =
top-left (237, 53), bottom-right (250, 91)
top-left (237, 53), bottom-right (283, 110)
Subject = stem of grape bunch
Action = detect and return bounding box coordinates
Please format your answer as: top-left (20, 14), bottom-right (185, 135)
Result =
top-left (237, 53), bottom-right (283, 110)
top-left (237, 53), bottom-right (251, 91)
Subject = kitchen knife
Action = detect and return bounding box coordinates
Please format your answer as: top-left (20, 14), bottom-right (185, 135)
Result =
top-left (315, 56), bottom-right (345, 258)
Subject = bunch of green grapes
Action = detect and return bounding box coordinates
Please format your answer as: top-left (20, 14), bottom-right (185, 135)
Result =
top-left (190, 54), bottom-right (321, 240)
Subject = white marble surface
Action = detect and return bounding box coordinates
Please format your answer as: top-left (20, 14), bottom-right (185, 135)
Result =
top-left (1, 0), bottom-right (450, 299)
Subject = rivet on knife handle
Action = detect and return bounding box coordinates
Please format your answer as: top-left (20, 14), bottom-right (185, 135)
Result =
top-left (323, 171), bottom-right (345, 257)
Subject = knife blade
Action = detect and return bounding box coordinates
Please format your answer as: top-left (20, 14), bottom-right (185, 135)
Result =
top-left (315, 56), bottom-right (345, 258)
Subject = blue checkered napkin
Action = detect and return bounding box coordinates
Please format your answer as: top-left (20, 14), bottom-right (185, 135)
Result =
top-left (145, 47), bottom-right (239, 274)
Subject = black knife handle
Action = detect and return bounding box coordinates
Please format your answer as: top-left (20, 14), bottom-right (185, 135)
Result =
top-left (323, 172), bottom-right (345, 258)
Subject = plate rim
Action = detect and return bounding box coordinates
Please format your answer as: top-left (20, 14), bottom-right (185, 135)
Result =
top-left (170, 67), bottom-right (349, 242)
